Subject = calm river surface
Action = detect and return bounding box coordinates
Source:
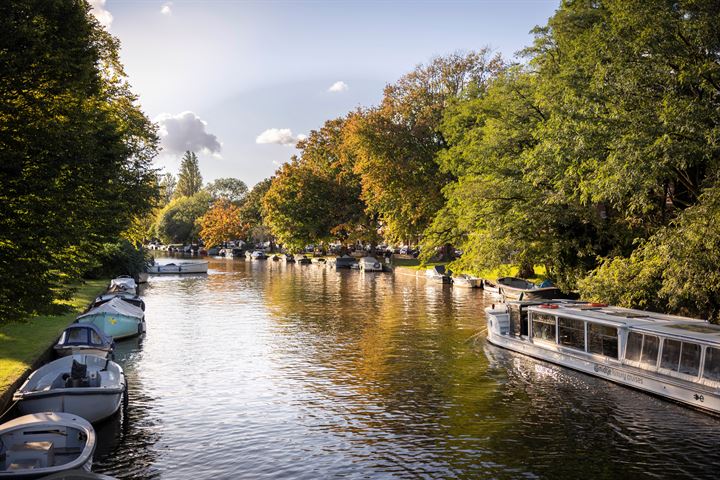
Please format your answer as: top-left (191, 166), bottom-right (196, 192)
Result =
top-left (92, 257), bottom-right (720, 479)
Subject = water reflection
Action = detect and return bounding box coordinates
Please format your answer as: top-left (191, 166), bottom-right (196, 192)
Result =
top-left (90, 257), bottom-right (720, 479)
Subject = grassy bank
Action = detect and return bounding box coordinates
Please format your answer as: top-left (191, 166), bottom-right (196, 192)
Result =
top-left (0, 279), bottom-right (108, 396)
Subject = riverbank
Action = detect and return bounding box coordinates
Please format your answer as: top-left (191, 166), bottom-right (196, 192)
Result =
top-left (0, 279), bottom-right (108, 413)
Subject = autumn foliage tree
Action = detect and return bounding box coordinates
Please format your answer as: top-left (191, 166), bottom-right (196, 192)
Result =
top-left (199, 199), bottom-right (245, 248)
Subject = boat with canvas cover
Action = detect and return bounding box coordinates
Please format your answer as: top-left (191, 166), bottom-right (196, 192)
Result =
top-left (54, 324), bottom-right (114, 359)
top-left (485, 301), bottom-right (720, 414)
top-left (0, 412), bottom-right (95, 478)
top-left (14, 355), bottom-right (126, 423)
top-left (496, 276), bottom-right (562, 301)
top-left (333, 255), bottom-right (357, 269)
top-left (359, 256), bottom-right (382, 272)
top-left (146, 261), bottom-right (208, 274)
top-left (91, 292), bottom-right (144, 311)
top-left (76, 297), bottom-right (145, 339)
top-left (108, 276), bottom-right (136, 295)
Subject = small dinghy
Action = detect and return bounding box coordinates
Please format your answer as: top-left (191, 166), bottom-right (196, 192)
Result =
top-left (92, 292), bottom-right (145, 311)
top-left (285, 254), bottom-right (296, 263)
top-left (54, 324), bottom-right (114, 359)
top-left (146, 261), bottom-right (208, 274)
top-left (76, 297), bottom-right (145, 339)
top-left (497, 276), bottom-right (563, 301)
top-left (452, 273), bottom-right (482, 288)
top-left (0, 412), bottom-right (96, 478)
top-left (108, 276), bottom-right (136, 295)
top-left (426, 265), bottom-right (451, 284)
top-left (297, 255), bottom-right (311, 265)
top-left (14, 355), bottom-right (126, 423)
top-left (333, 255), bottom-right (357, 269)
top-left (359, 256), bottom-right (382, 272)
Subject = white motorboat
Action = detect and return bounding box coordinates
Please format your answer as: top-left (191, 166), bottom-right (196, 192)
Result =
top-left (54, 324), bottom-right (114, 359)
top-left (249, 250), bottom-right (268, 260)
top-left (425, 265), bottom-right (451, 284)
top-left (452, 274), bottom-right (482, 288)
top-left (108, 276), bottom-right (137, 295)
top-left (485, 301), bottom-right (720, 414)
top-left (146, 261), bottom-right (208, 274)
top-left (14, 355), bottom-right (126, 423)
top-left (0, 412), bottom-right (96, 478)
top-left (359, 256), bottom-right (382, 272)
top-left (332, 255), bottom-right (357, 269)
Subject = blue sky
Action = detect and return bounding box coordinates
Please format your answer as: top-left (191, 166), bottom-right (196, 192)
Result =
top-left (93, 0), bottom-right (559, 187)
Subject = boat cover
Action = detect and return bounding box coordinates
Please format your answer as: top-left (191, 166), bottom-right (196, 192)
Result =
top-left (110, 276), bottom-right (137, 290)
top-left (94, 292), bottom-right (145, 311)
top-left (78, 296), bottom-right (144, 320)
top-left (56, 324), bottom-right (113, 349)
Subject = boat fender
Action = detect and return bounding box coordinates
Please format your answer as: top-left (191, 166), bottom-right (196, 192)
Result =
top-left (539, 304), bottom-right (559, 309)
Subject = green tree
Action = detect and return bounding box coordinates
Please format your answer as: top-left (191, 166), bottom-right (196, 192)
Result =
top-left (0, 0), bottom-right (159, 322)
top-left (155, 191), bottom-right (212, 244)
top-left (175, 151), bottom-right (203, 198)
top-left (206, 177), bottom-right (248, 204)
top-left (159, 173), bottom-right (177, 205)
top-left (238, 178), bottom-right (273, 245)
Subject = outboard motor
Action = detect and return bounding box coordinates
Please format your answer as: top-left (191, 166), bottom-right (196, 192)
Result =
top-left (66, 359), bottom-right (89, 387)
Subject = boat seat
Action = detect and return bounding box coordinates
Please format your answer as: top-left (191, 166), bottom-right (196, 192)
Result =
top-left (7, 441), bottom-right (54, 469)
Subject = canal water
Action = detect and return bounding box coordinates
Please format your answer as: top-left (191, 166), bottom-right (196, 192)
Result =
top-left (92, 258), bottom-right (720, 479)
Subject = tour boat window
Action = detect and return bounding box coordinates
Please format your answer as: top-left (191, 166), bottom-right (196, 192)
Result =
top-left (625, 332), bottom-right (642, 362)
top-left (587, 323), bottom-right (618, 359)
top-left (703, 347), bottom-right (720, 382)
top-left (532, 313), bottom-right (556, 343)
top-left (509, 305), bottom-right (522, 337)
top-left (678, 342), bottom-right (701, 376)
top-left (660, 339), bottom-right (681, 371)
top-left (558, 317), bottom-right (585, 350)
top-left (640, 335), bottom-right (659, 368)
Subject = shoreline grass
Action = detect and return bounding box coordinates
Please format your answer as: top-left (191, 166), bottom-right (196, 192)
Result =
top-left (0, 279), bottom-right (108, 396)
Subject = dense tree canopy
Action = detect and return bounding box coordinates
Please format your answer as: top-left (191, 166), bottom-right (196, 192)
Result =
top-left (199, 199), bottom-right (245, 248)
top-left (155, 191), bottom-right (211, 244)
top-left (0, 0), bottom-right (159, 322)
top-left (206, 177), bottom-right (248, 204)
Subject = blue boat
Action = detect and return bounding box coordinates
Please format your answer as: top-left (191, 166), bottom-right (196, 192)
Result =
top-left (76, 297), bottom-right (145, 339)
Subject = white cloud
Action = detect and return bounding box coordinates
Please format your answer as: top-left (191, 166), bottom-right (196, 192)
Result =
top-left (154, 111), bottom-right (222, 155)
top-left (161, 2), bottom-right (172, 15)
top-left (327, 81), bottom-right (348, 93)
top-left (89, 0), bottom-right (113, 30)
top-left (256, 128), bottom-right (306, 147)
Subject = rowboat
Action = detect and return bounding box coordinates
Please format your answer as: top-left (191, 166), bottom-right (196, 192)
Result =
top-left (0, 412), bottom-right (96, 478)
top-left (14, 355), bottom-right (126, 423)
top-left (426, 265), bottom-right (451, 284)
top-left (146, 261), bottom-right (208, 274)
top-left (452, 274), bottom-right (482, 288)
top-left (485, 301), bottom-right (720, 414)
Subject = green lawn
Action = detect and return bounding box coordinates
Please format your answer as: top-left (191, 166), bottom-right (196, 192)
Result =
top-left (0, 279), bottom-right (108, 395)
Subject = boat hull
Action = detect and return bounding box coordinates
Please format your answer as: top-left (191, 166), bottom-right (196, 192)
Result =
top-left (486, 331), bottom-right (720, 414)
top-left (147, 262), bottom-right (208, 274)
top-left (77, 313), bottom-right (144, 339)
top-left (16, 391), bottom-right (123, 424)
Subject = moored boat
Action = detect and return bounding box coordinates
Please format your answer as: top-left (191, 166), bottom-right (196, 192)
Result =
top-left (284, 254), bottom-right (296, 263)
top-left (0, 412), bottom-right (96, 478)
top-left (485, 301), bottom-right (720, 414)
top-left (146, 261), bottom-right (208, 274)
top-left (14, 355), bottom-right (126, 423)
top-left (497, 276), bottom-right (562, 301)
top-left (249, 250), bottom-right (268, 260)
top-left (136, 272), bottom-right (149, 284)
top-left (54, 324), bottom-right (114, 359)
top-left (359, 256), bottom-right (382, 272)
top-left (297, 255), bottom-right (311, 265)
top-left (271, 254), bottom-right (281, 261)
top-left (333, 255), bottom-right (357, 269)
top-left (452, 274), bottom-right (482, 288)
top-left (76, 297), bottom-right (145, 339)
top-left (108, 276), bottom-right (136, 295)
top-left (92, 292), bottom-right (144, 311)
top-left (425, 265), bottom-right (451, 284)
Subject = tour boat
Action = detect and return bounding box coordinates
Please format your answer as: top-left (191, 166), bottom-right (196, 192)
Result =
top-left (485, 301), bottom-right (720, 414)
top-left (452, 274), bottom-right (482, 288)
top-left (0, 412), bottom-right (96, 478)
top-left (359, 256), bottom-right (382, 272)
top-left (426, 265), bottom-right (451, 284)
top-left (146, 261), bottom-right (208, 274)
top-left (76, 297), bottom-right (145, 339)
top-left (14, 355), bottom-right (126, 423)
top-left (92, 292), bottom-right (145, 311)
top-left (54, 324), bottom-right (114, 359)
top-left (496, 276), bottom-right (562, 301)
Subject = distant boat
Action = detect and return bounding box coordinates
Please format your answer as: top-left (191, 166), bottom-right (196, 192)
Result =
top-left (497, 276), bottom-right (562, 301)
top-left (0, 412), bottom-right (96, 478)
top-left (452, 274), bottom-right (482, 288)
top-left (426, 265), bottom-right (451, 284)
top-left (207, 247), bottom-right (220, 256)
top-left (76, 297), bottom-right (145, 339)
top-left (297, 255), bottom-right (311, 265)
top-left (482, 279), bottom-right (501, 295)
top-left (54, 324), bottom-right (114, 359)
top-left (250, 250), bottom-right (268, 260)
top-left (146, 261), bottom-right (208, 274)
top-left (333, 255), bottom-right (357, 269)
top-left (14, 355), bottom-right (126, 423)
top-left (285, 254), bottom-right (296, 263)
top-left (136, 272), bottom-right (149, 284)
top-left (271, 254), bottom-right (281, 261)
top-left (359, 256), bottom-right (382, 272)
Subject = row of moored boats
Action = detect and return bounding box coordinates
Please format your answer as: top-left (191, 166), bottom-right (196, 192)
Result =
top-left (1, 276), bottom-right (146, 479)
